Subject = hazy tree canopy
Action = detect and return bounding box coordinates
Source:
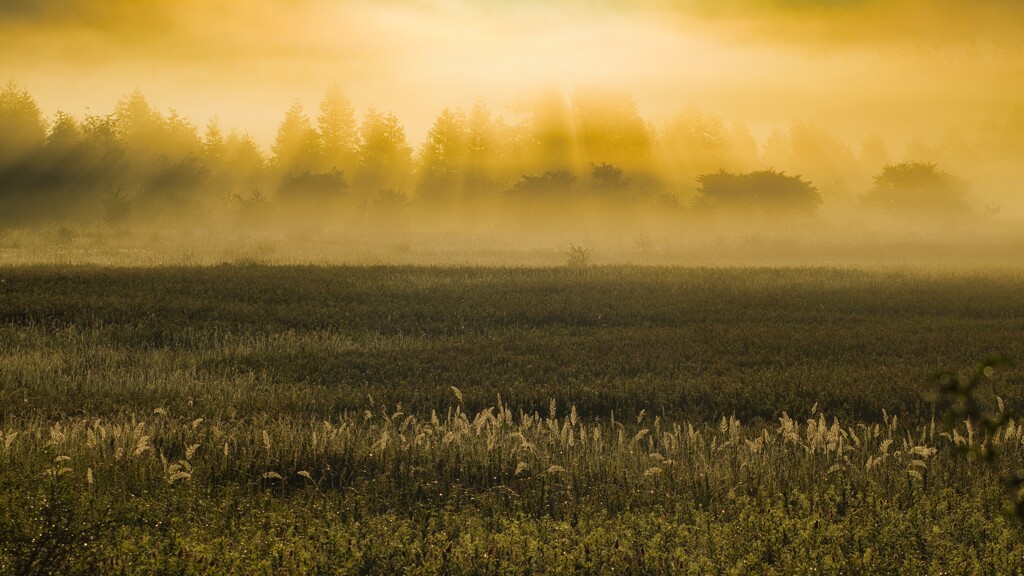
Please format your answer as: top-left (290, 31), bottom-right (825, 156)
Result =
top-left (572, 87), bottom-right (652, 170)
top-left (200, 118), bottom-right (250, 205)
top-left (421, 108), bottom-right (468, 171)
top-left (139, 154), bottom-right (209, 209)
top-left (0, 81), bottom-right (46, 166)
top-left (369, 187), bottom-right (408, 212)
top-left (416, 108), bottom-right (469, 205)
top-left (202, 118), bottom-right (227, 162)
top-left (485, 115), bottom-right (534, 185)
top-left (160, 110), bottom-right (202, 158)
top-left (763, 121), bottom-right (859, 188)
top-left (977, 105), bottom-right (1024, 155)
top-left (317, 87), bottom-right (359, 173)
top-left (277, 169), bottom-right (347, 213)
top-left (4, 82), bottom-right (1016, 229)
top-left (70, 112), bottom-right (127, 196)
top-left (522, 90), bottom-right (574, 172)
top-left (862, 162), bottom-right (969, 218)
top-left (113, 90), bottom-right (163, 159)
top-left (81, 112), bottom-right (120, 151)
top-left (466, 100), bottom-right (496, 170)
top-left (660, 108), bottom-right (761, 190)
top-left (45, 111), bottom-right (83, 154)
top-left (694, 169), bottom-right (820, 216)
top-left (590, 162), bottom-right (631, 199)
top-left (110, 90), bottom-right (205, 173)
top-left (460, 99), bottom-right (509, 196)
top-left (663, 108), bottom-right (730, 174)
top-left (858, 133), bottom-right (890, 170)
top-left (355, 108), bottom-right (412, 195)
top-left (272, 101), bottom-right (322, 174)
top-left (508, 170), bottom-right (577, 201)
top-left (222, 131), bottom-right (265, 175)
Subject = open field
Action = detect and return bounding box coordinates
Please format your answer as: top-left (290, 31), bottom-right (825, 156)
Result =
top-left (2, 265), bottom-right (1024, 573)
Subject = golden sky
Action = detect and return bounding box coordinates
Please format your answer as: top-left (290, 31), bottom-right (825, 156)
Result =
top-left (2, 0), bottom-right (1022, 147)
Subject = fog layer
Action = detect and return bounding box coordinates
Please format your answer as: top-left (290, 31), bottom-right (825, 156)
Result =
top-left (0, 0), bottom-right (1022, 265)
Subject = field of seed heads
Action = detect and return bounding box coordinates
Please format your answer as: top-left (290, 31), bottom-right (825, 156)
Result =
top-left (2, 265), bottom-right (1024, 574)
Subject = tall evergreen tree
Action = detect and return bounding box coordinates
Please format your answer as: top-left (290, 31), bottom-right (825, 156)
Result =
top-left (417, 108), bottom-right (468, 204)
top-left (355, 108), bottom-right (412, 195)
top-left (0, 81), bottom-right (47, 167)
top-left (571, 87), bottom-right (651, 170)
top-left (202, 117), bottom-right (227, 164)
top-left (317, 87), bottom-right (358, 173)
top-left (272, 101), bottom-right (322, 173)
top-left (113, 89), bottom-right (161, 149)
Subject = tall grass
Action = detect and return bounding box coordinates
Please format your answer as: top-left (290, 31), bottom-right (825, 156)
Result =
top-left (2, 266), bottom-right (1024, 573)
top-left (2, 401), bottom-right (1023, 573)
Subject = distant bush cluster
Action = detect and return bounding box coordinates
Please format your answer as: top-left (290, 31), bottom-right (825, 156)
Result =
top-left (0, 82), bottom-right (985, 227)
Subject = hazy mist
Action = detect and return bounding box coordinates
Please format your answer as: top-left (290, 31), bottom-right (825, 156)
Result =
top-left (1, 0), bottom-right (1022, 265)
top-left (4, 0), bottom-right (1022, 141)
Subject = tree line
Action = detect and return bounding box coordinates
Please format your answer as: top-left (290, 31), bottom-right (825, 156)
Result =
top-left (0, 82), bottom-right (977, 227)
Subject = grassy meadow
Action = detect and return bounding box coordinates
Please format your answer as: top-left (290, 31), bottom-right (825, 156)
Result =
top-left (2, 265), bottom-right (1024, 574)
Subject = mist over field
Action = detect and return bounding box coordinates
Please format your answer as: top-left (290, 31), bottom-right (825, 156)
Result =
top-left (1, 0), bottom-right (1023, 264)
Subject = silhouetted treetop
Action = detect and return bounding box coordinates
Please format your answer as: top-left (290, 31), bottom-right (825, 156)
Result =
top-left (590, 162), bottom-right (630, 196)
top-left (141, 154), bottom-right (209, 208)
top-left (3, 81), bottom-right (1002, 231)
top-left (508, 170), bottom-right (577, 200)
top-left (572, 87), bottom-right (651, 169)
top-left (114, 89), bottom-right (160, 143)
top-left (160, 110), bottom-right (202, 158)
top-left (45, 111), bottom-right (82, 153)
top-left (662, 108), bottom-right (760, 180)
top-left (277, 169), bottom-right (347, 210)
top-left (202, 117), bottom-right (227, 162)
top-left (417, 108), bottom-right (469, 204)
top-left (0, 81), bottom-right (46, 166)
top-left (354, 108), bottom-right (412, 195)
top-left (318, 87), bottom-right (358, 172)
top-left (421, 108), bottom-right (468, 173)
top-left (466, 100), bottom-right (497, 166)
top-left (763, 121), bottom-right (858, 187)
top-left (273, 101), bottom-right (322, 173)
top-left (862, 162), bottom-right (969, 218)
top-left (694, 169), bottom-right (820, 216)
top-left (520, 89), bottom-right (574, 171)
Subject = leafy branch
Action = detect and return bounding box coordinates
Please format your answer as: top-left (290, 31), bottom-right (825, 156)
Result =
top-left (932, 356), bottom-right (1023, 518)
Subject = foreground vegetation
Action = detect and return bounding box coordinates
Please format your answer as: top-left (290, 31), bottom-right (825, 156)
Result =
top-left (1, 265), bottom-right (1023, 573)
